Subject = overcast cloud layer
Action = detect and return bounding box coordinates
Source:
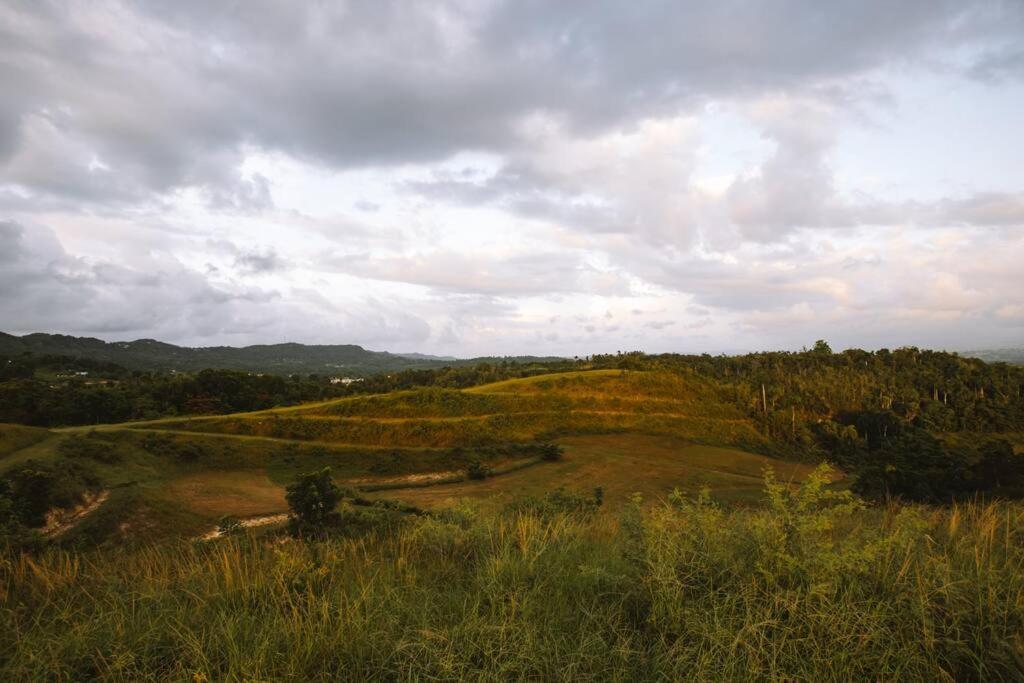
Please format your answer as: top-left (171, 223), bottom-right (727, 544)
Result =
top-left (1, 0), bottom-right (1023, 355)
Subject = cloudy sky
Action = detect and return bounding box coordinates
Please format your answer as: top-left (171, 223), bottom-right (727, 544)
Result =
top-left (2, 1), bottom-right (1023, 356)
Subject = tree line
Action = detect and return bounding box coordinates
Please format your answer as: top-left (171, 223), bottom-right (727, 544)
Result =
top-left (592, 342), bottom-right (1024, 501)
top-left (0, 353), bottom-right (576, 427)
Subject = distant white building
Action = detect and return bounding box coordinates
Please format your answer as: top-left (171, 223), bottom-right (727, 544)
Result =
top-left (329, 377), bottom-right (363, 385)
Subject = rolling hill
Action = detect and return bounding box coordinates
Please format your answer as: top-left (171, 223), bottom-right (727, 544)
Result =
top-left (0, 368), bottom-right (820, 543)
top-left (0, 332), bottom-right (564, 376)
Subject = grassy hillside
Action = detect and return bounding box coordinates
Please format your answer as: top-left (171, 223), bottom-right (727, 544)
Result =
top-left (371, 433), bottom-right (829, 511)
top-left (0, 423), bottom-right (49, 458)
top-left (3, 475), bottom-right (1021, 680)
top-left (150, 370), bottom-right (768, 449)
top-left (3, 368), bottom-right (1023, 680)
top-left (0, 369), bottom-right (805, 543)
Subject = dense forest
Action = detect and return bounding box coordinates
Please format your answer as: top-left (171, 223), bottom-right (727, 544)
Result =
top-left (596, 342), bottom-right (1024, 501)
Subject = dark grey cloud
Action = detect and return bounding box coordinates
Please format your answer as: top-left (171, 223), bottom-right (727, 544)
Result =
top-left (2, 0), bottom-right (1020, 208)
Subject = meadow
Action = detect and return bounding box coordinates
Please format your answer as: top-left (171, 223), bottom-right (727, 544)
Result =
top-left (0, 370), bottom-right (787, 542)
top-left (2, 470), bottom-right (1022, 680)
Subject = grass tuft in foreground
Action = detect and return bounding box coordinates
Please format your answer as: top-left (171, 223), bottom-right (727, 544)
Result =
top-left (2, 467), bottom-right (1022, 681)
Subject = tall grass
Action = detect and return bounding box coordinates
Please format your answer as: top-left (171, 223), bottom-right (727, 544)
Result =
top-left (2, 470), bottom-right (1022, 680)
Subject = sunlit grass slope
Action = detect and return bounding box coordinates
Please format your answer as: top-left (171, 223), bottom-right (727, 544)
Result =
top-left (151, 370), bottom-right (769, 451)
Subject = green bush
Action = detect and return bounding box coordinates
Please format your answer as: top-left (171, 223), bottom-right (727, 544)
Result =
top-left (539, 442), bottom-right (564, 461)
top-left (285, 468), bottom-right (342, 537)
top-left (505, 486), bottom-right (603, 519)
top-left (138, 433), bottom-right (206, 461)
top-left (465, 458), bottom-right (492, 480)
top-left (0, 459), bottom-right (99, 528)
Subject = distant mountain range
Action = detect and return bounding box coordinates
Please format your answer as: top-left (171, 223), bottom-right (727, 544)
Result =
top-left (0, 332), bottom-right (564, 376)
top-left (960, 348), bottom-right (1024, 365)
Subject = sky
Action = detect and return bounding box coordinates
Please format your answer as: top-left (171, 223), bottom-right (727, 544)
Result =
top-left (1, 1), bottom-right (1023, 357)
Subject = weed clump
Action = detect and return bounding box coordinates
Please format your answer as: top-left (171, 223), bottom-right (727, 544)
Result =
top-left (505, 486), bottom-right (604, 519)
top-left (539, 442), bottom-right (564, 461)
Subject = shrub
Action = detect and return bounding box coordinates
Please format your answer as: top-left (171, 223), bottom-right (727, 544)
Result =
top-left (0, 459), bottom-right (100, 527)
top-left (138, 433), bottom-right (206, 461)
top-left (505, 486), bottom-right (603, 518)
top-left (538, 442), bottom-right (564, 461)
top-left (139, 432), bottom-right (174, 454)
top-left (465, 458), bottom-right (492, 480)
top-left (174, 441), bottom-right (206, 462)
top-left (285, 468), bottom-right (342, 537)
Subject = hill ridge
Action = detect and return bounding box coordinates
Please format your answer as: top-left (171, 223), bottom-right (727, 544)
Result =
top-left (0, 331), bottom-right (564, 376)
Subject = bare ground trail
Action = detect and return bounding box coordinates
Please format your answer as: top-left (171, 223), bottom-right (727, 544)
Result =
top-left (42, 490), bottom-right (110, 538)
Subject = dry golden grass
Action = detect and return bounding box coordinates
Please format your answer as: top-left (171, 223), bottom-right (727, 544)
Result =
top-left (160, 470), bottom-right (287, 517)
top-left (368, 433), bottom-right (828, 511)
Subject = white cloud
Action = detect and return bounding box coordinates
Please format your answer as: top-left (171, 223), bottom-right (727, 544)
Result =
top-left (1, 1), bottom-right (1023, 354)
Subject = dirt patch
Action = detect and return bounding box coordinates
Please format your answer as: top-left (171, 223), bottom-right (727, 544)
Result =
top-left (200, 513), bottom-right (289, 540)
top-left (42, 490), bottom-right (110, 538)
top-left (345, 470), bottom-right (462, 487)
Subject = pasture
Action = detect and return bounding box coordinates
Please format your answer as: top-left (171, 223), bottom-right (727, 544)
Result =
top-left (1, 370), bottom-right (820, 541)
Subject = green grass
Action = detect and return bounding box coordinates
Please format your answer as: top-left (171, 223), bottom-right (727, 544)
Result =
top-left (463, 368), bottom-right (625, 393)
top-left (2, 471), bottom-right (1022, 680)
top-left (368, 433), bottom-right (828, 512)
top-left (0, 370), bottom-right (804, 543)
top-left (0, 423), bottom-right (51, 459)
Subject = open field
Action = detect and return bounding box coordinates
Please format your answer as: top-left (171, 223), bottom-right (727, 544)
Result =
top-left (0, 370), bottom-right (815, 542)
top-left (368, 433), bottom-right (828, 511)
top-left (161, 470), bottom-right (286, 518)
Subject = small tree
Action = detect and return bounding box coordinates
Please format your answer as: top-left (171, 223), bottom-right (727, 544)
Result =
top-left (285, 468), bottom-right (342, 535)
